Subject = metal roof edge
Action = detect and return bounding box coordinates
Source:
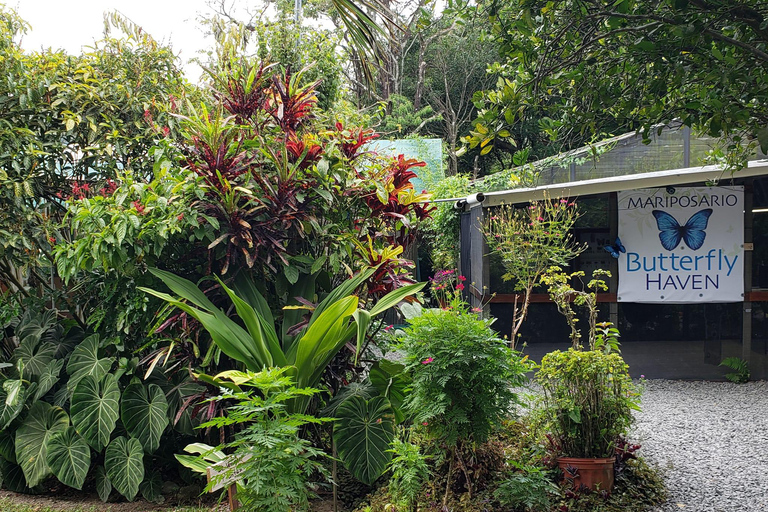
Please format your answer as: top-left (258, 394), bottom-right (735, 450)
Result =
top-left (480, 159), bottom-right (768, 207)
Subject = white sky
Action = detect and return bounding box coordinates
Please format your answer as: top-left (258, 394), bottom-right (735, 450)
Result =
top-left (13, 0), bottom-right (216, 81)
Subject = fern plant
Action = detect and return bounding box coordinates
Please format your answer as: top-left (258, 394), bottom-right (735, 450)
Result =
top-left (387, 434), bottom-right (431, 511)
top-left (719, 357), bottom-right (750, 383)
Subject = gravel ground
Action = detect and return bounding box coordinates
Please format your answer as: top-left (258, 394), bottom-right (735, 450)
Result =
top-left (634, 380), bottom-right (768, 512)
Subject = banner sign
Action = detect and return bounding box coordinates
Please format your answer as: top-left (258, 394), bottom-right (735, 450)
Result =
top-left (617, 186), bottom-right (744, 303)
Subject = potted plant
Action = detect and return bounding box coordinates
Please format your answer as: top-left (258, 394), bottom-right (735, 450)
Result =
top-left (537, 268), bottom-right (639, 492)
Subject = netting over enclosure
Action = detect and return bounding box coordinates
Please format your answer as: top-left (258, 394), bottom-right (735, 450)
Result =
top-left (476, 123), bottom-right (767, 192)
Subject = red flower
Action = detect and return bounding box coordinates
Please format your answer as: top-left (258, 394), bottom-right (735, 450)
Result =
top-left (48, 236), bottom-right (55, 244)
top-left (456, 283), bottom-right (465, 291)
top-left (131, 200), bottom-right (146, 215)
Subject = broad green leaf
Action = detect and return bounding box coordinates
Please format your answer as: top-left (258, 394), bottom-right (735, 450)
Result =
top-left (3, 379), bottom-right (23, 407)
top-left (321, 381), bottom-right (376, 417)
top-left (66, 334), bottom-right (113, 392)
top-left (174, 454), bottom-right (210, 474)
top-left (0, 429), bottom-right (16, 463)
top-left (15, 401), bottom-right (69, 487)
top-left (71, 374), bottom-right (120, 451)
top-left (352, 309), bottom-right (371, 364)
top-left (334, 396), bottom-right (395, 485)
top-left (45, 427), bottom-right (90, 490)
top-left (95, 465), bottom-right (112, 502)
top-left (140, 468), bottom-right (164, 503)
top-left (139, 286), bottom-right (262, 371)
top-left (105, 437), bottom-right (144, 501)
top-left (368, 282), bottom-right (426, 316)
top-left (284, 264), bottom-right (299, 284)
top-left (14, 339), bottom-right (55, 378)
top-left (216, 277), bottom-right (284, 367)
top-left (369, 360), bottom-right (411, 423)
top-left (121, 383), bottom-right (168, 453)
top-left (0, 459), bottom-right (31, 493)
top-left (34, 359), bottom-right (64, 401)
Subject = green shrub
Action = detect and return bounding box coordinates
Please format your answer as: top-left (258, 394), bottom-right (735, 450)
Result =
top-left (537, 349), bottom-right (638, 458)
top-left (493, 463), bottom-right (560, 512)
top-left (398, 306), bottom-right (531, 448)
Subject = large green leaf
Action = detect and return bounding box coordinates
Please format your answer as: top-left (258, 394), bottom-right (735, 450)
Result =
top-left (13, 338), bottom-right (55, 378)
top-left (34, 359), bottom-right (64, 401)
top-left (15, 401), bottom-right (69, 487)
top-left (216, 276), bottom-right (286, 367)
top-left (66, 334), bottom-right (113, 392)
top-left (140, 468), bottom-right (164, 503)
top-left (0, 459), bottom-right (32, 493)
top-left (369, 360), bottom-right (411, 424)
top-left (333, 395), bottom-right (395, 486)
top-left (45, 427), bottom-right (90, 490)
top-left (0, 429), bottom-right (16, 463)
top-left (140, 275), bottom-right (265, 371)
top-left (121, 383), bottom-right (168, 453)
top-left (105, 437), bottom-right (144, 501)
top-left (71, 374), bottom-right (120, 451)
top-left (94, 465), bottom-right (112, 502)
top-left (0, 383), bottom-right (25, 430)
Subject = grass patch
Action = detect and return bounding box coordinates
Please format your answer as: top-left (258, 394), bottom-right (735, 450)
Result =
top-left (0, 497), bottom-right (214, 512)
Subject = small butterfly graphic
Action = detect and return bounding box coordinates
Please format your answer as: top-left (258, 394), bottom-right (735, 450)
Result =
top-left (603, 237), bottom-right (626, 259)
top-left (651, 208), bottom-right (713, 251)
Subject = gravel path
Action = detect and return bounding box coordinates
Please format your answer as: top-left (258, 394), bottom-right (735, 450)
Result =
top-left (634, 380), bottom-right (768, 512)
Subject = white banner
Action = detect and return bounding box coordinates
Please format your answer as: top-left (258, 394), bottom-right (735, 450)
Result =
top-left (617, 186), bottom-right (744, 303)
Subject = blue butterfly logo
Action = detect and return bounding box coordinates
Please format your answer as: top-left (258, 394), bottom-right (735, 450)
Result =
top-left (603, 237), bottom-right (626, 259)
top-left (651, 208), bottom-right (713, 251)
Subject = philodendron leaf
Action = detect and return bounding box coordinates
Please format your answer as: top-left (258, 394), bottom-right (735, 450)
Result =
top-left (333, 395), bottom-right (395, 486)
top-left (14, 339), bottom-right (56, 378)
top-left (0, 429), bottom-right (16, 463)
top-left (66, 334), bottom-right (113, 392)
top-left (95, 465), bottom-right (112, 502)
top-left (140, 468), bottom-right (164, 504)
top-left (15, 401), bottom-right (69, 487)
top-left (0, 459), bottom-right (31, 492)
top-left (0, 383), bottom-right (25, 430)
top-left (34, 359), bottom-right (64, 401)
top-left (45, 427), bottom-right (90, 490)
top-left (121, 383), bottom-right (169, 453)
top-left (71, 374), bottom-right (120, 451)
top-left (105, 437), bottom-right (144, 501)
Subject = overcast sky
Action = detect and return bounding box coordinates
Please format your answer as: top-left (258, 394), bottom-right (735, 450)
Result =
top-left (13, 0), bottom-right (216, 81)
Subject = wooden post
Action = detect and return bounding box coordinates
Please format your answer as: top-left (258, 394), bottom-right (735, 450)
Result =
top-left (207, 457), bottom-right (248, 511)
top-left (227, 484), bottom-right (239, 511)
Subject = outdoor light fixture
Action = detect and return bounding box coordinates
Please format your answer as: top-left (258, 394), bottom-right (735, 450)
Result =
top-left (666, 186), bottom-right (676, 194)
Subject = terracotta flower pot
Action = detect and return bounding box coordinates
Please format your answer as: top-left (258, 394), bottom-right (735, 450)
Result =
top-left (557, 456), bottom-right (615, 491)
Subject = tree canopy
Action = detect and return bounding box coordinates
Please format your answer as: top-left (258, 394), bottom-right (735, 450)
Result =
top-left (471, 0), bottom-right (768, 167)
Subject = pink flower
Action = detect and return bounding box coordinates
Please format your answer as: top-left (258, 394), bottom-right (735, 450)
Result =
top-left (421, 357), bottom-right (433, 365)
top-left (384, 324), bottom-right (394, 332)
top-left (422, 422), bottom-right (428, 426)
top-left (458, 275), bottom-right (466, 281)
top-left (456, 283), bottom-right (465, 291)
